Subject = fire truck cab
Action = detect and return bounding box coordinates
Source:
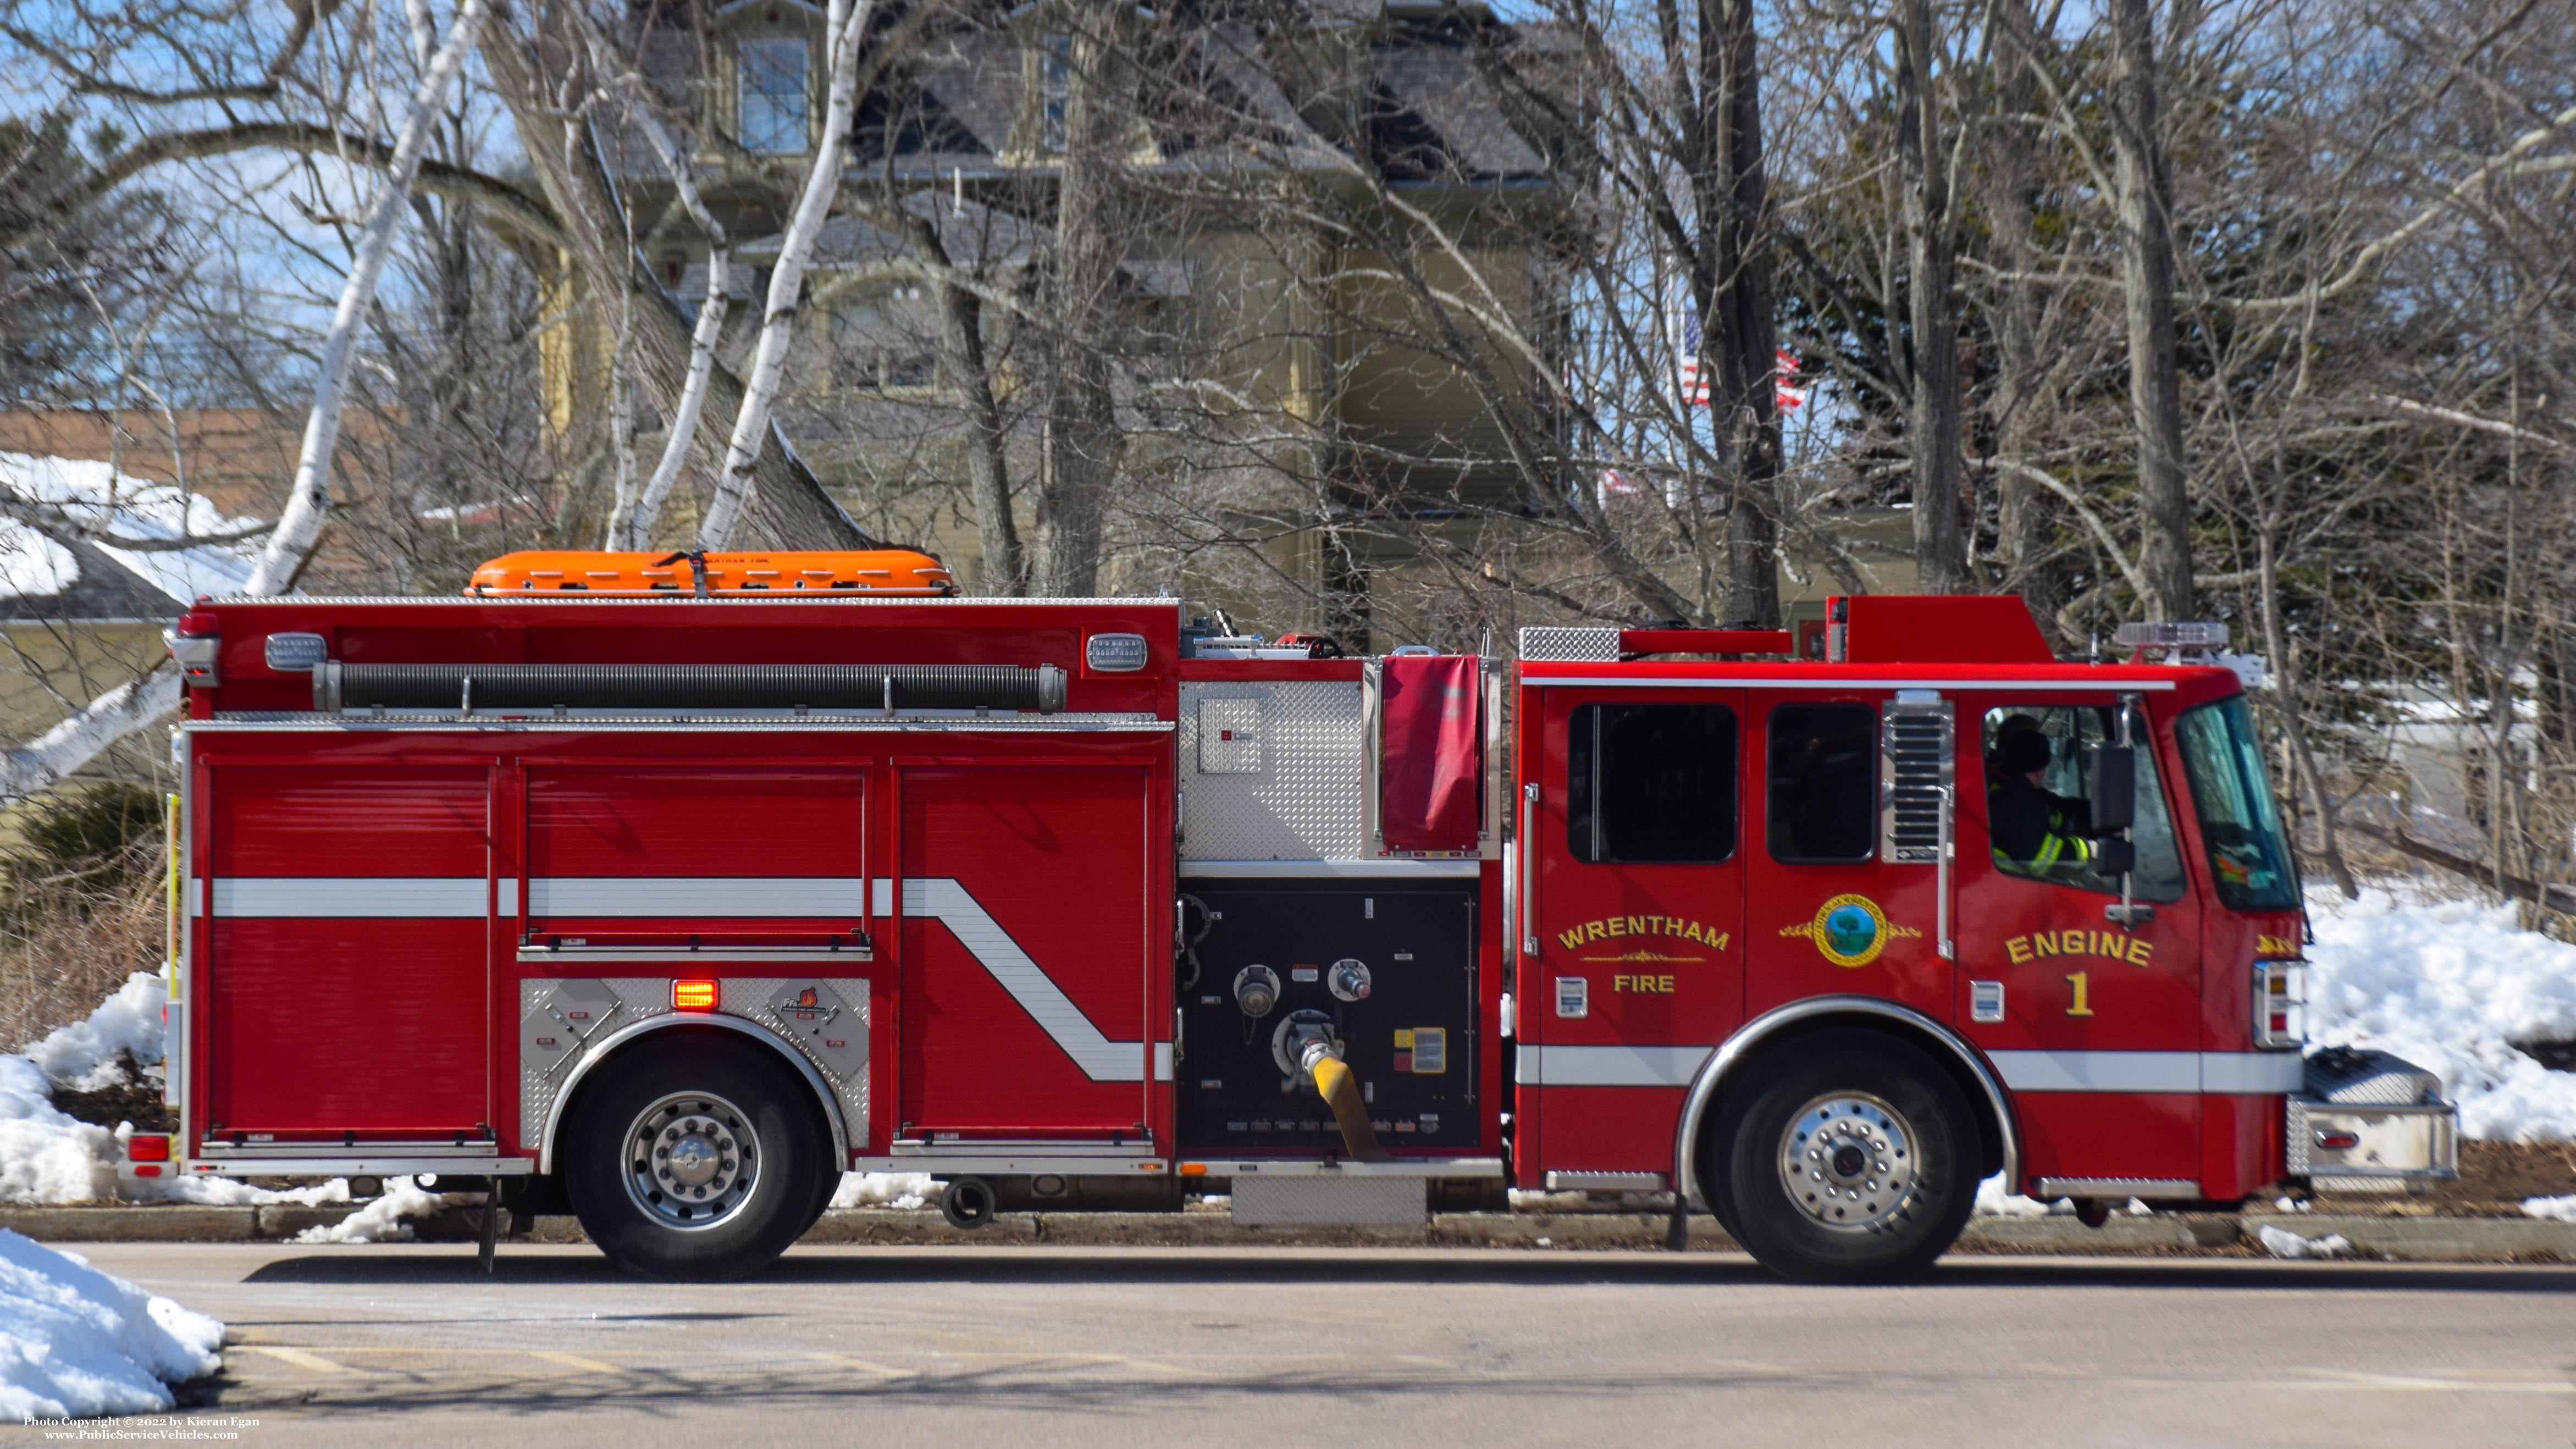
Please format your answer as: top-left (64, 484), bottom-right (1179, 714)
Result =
top-left (144, 580), bottom-right (2456, 1282)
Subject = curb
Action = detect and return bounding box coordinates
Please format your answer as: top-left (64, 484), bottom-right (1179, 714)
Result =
top-left (6, 1203), bottom-right (2572, 1260)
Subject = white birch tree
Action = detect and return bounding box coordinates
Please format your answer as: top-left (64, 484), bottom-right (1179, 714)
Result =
top-left (696, 0), bottom-right (873, 550)
top-left (578, 21), bottom-right (731, 551)
top-left (1, 0), bottom-right (489, 799)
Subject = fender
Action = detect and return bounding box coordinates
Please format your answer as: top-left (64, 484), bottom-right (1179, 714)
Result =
top-left (1669, 995), bottom-right (2019, 1209)
top-left (537, 1015), bottom-right (852, 1175)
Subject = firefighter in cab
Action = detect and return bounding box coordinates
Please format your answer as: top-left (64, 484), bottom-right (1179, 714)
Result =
top-left (1987, 715), bottom-right (2093, 872)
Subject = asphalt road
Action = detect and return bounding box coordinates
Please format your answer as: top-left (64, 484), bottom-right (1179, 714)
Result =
top-left (24, 1242), bottom-right (2576, 1447)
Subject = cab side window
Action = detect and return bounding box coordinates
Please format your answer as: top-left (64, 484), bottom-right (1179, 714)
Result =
top-left (1567, 703), bottom-right (1737, 862)
top-left (1767, 702), bottom-right (1876, 863)
top-left (1980, 705), bottom-right (2186, 902)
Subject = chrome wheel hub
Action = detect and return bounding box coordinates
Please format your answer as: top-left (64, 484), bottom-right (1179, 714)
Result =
top-left (623, 1092), bottom-right (760, 1230)
top-left (1777, 1092), bottom-right (1918, 1232)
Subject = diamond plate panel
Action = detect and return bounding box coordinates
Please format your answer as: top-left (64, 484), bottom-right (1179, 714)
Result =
top-left (1179, 680), bottom-right (1366, 859)
top-left (518, 978), bottom-right (668, 1149)
top-left (1517, 627), bottom-right (1619, 662)
top-left (1231, 1175), bottom-right (1425, 1226)
top-left (724, 977), bottom-right (870, 1148)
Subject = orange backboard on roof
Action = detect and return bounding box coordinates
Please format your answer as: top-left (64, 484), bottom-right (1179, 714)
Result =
top-left (466, 550), bottom-right (954, 596)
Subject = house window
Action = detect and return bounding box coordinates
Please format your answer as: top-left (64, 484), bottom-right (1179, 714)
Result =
top-left (1040, 34), bottom-right (1071, 151)
top-left (739, 36), bottom-right (809, 153)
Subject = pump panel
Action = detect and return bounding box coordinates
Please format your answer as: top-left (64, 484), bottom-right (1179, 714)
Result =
top-left (1175, 879), bottom-right (1478, 1153)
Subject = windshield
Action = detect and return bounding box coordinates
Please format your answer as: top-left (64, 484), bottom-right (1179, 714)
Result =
top-left (2175, 696), bottom-right (2298, 911)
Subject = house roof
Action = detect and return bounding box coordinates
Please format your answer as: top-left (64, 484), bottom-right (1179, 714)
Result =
top-left (0, 451), bottom-right (262, 622)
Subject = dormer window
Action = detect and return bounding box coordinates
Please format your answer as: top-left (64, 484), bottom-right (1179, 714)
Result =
top-left (739, 36), bottom-right (809, 153)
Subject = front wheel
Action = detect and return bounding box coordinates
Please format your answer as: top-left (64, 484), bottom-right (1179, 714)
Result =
top-left (564, 1036), bottom-right (827, 1280)
top-left (1709, 1031), bottom-right (1978, 1284)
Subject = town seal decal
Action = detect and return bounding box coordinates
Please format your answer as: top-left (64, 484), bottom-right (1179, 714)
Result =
top-left (1778, 893), bottom-right (1916, 969)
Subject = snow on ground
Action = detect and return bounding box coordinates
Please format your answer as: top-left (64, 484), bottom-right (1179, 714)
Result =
top-left (2524, 1196), bottom-right (2576, 1222)
top-left (0, 1229), bottom-right (222, 1420)
top-left (290, 1176), bottom-right (482, 1244)
top-left (2305, 884), bottom-right (2576, 1141)
top-left (833, 1171), bottom-right (934, 1211)
top-left (2255, 1224), bottom-right (2353, 1259)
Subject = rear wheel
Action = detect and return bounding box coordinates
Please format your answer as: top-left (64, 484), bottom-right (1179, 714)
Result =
top-left (565, 1036), bottom-right (826, 1280)
top-left (1710, 1031), bottom-right (1978, 1284)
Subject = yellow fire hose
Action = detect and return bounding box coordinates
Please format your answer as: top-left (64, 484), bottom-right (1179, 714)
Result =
top-left (1308, 1053), bottom-right (1392, 1163)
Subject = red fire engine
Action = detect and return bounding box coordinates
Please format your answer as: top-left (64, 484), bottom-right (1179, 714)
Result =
top-left (137, 573), bottom-right (2456, 1281)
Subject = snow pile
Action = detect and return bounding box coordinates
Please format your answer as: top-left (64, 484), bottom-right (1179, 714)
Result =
top-left (0, 1229), bottom-right (222, 1419)
top-left (23, 972), bottom-right (168, 1093)
top-left (831, 1171), bottom-right (934, 1211)
top-left (2256, 1224), bottom-right (2353, 1259)
top-left (290, 1176), bottom-right (480, 1244)
top-left (2523, 1195), bottom-right (2576, 1222)
top-left (2305, 886), bottom-right (2576, 1141)
top-left (0, 450), bottom-right (259, 604)
top-left (3, 972), bottom-right (161, 1204)
top-left (5, 971), bottom-right (355, 1206)
top-left (0, 1056), bottom-right (119, 1204)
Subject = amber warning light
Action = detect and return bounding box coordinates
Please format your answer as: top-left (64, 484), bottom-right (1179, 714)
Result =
top-left (673, 979), bottom-right (719, 1011)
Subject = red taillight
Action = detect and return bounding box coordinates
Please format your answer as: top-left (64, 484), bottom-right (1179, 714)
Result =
top-left (2315, 1130), bottom-right (2361, 1151)
top-left (168, 609), bottom-right (222, 685)
top-left (133, 1164), bottom-right (164, 1177)
top-left (673, 979), bottom-right (718, 1011)
top-left (128, 1133), bottom-right (170, 1162)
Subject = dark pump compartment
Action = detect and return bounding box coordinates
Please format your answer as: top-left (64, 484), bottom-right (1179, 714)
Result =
top-left (1175, 880), bottom-right (1479, 1153)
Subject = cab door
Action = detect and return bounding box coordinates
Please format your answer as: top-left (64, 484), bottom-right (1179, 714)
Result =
top-left (1518, 685), bottom-right (1745, 1180)
top-left (1954, 697), bottom-right (2205, 1192)
top-left (1741, 690), bottom-right (1951, 1025)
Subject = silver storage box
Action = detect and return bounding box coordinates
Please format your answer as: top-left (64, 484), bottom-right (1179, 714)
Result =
top-left (2285, 1047), bottom-right (2459, 1192)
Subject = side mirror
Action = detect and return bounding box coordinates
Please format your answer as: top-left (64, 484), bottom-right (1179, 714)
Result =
top-left (2086, 745), bottom-right (2136, 833)
top-left (2090, 837), bottom-right (2136, 875)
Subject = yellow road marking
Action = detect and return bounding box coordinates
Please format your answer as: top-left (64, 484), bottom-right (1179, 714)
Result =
top-left (237, 1346), bottom-right (373, 1376)
top-left (530, 1351), bottom-right (626, 1375)
top-left (802, 1353), bottom-right (919, 1379)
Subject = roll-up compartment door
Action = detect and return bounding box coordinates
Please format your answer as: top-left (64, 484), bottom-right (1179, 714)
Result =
top-left (203, 766), bottom-right (494, 1139)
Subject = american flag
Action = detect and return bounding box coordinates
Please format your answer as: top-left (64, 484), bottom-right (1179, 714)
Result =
top-left (1678, 308), bottom-right (1806, 413)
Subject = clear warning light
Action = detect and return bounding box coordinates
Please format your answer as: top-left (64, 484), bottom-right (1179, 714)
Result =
top-left (673, 979), bottom-right (718, 1011)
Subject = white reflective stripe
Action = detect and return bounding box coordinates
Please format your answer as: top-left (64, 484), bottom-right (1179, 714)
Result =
top-left (497, 878), bottom-right (518, 916)
top-left (1153, 1043), bottom-right (1174, 1081)
top-left (529, 877), bottom-right (866, 916)
top-left (1987, 1049), bottom-right (2199, 1092)
top-left (188, 878), bottom-right (203, 917)
top-left (213, 877), bottom-right (487, 917)
top-left (880, 877), bottom-right (1146, 1083)
top-left (1988, 1049), bottom-right (2306, 1094)
top-left (1516, 1044), bottom-right (2301, 1094)
top-left (1177, 860), bottom-right (1482, 878)
top-left (1519, 676), bottom-right (2176, 692)
top-left (1514, 1044), bottom-right (1710, 1087)
top-left (2199, 1051), bottom-right (2306, 1093)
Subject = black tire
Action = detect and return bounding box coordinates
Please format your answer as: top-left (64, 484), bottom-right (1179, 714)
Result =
top-left (563, 1035), bottom-right (828, 1280)
top-left (1706, 1030), bottom-right (1979, 1284)
top-left (803, 1163), bottom-right (843, 1236)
